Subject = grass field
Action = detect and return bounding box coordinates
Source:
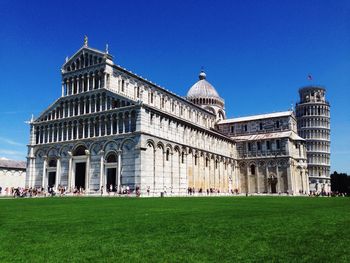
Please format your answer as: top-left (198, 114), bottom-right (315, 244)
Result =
top-left (0, 197), bottom-right (349, 262)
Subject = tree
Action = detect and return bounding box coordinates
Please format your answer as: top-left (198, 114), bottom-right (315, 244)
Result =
top-left (331, 171), bottom-right (350, 194)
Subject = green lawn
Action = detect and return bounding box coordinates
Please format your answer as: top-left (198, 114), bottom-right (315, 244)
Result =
top-left (0, 197), bottom-right (349, 262)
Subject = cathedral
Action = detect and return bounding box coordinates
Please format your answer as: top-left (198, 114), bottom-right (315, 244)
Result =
top-left (26, 39), bottom-right (331, 195)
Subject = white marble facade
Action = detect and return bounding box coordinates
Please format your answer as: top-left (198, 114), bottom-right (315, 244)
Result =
top-left (26, 39), bottom-right (321, 195)
top-left (0, 160), bottom-right (26, 191)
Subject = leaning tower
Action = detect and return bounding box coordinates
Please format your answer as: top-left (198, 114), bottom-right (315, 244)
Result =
top-left (296, 86), bottom-right (331, 193)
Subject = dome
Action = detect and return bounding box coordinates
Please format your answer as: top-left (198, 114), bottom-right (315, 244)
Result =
top-left (187, 71), bottom-right (221, 99)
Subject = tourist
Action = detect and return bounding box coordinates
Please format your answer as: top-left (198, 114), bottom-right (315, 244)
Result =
top-left (136, 186), bottom-right (141, 197)
top-left (100, 186), bottom-right (103, 196)
top-left (147, 186), bottom-right (150, 196)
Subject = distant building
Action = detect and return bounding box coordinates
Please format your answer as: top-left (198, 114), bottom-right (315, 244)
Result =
top-left (218, 111), bottom-right (308, 194)
top-left (0, 159), bottom-right (26, 191)
top-left (25, 38), bottom-right (329, 195)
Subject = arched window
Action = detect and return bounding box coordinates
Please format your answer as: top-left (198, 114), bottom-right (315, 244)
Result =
top-left (276, 121), bottom-right (280, 128)
top-left (106, 152), bottom-right (117, 163)
top-left (166, 149), bottom-right (170, 161)
top-left (48, 159), bottom-right (57, 167)
top-left (121, 79), bottom-right (125, 92)
top-left (74, 145), bottom-right (87, 156)
top-left (181, 152), bottom-right (185, 164)
top-left (250, 164), bottom-right (256, 175)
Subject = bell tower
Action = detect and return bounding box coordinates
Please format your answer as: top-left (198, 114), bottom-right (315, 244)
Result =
top-left (296, 86), bottom-right (331, 193)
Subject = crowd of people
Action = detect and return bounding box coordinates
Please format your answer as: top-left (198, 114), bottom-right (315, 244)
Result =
top-left (0, 186), bottom-right (50, 198)
top-left (187, 187), bottom-right (240, 195)
top-left (309, 190), bottom-right (348, 197)
top-left (0, 185), bottom-right (348, 198)
top-left (0, 184), bottom-right (142, 198)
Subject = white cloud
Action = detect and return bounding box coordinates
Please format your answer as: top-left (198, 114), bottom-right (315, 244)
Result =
top-left (0, 137), bottom-right (25, 147)
top-left (0, 149), bottom-right (26, 160)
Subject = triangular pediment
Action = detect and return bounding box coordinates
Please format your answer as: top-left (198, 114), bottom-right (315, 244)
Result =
top-left (34, 89), bottom-right (135, 123)
top-left (62, 46), bottom-right (113, 73)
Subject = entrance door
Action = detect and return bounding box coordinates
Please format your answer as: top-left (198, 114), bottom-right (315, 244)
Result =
top-left (106, 168), bottom-right (117, 191)
top-left (75, 163), bottom-right (86, 189)
top-left (48, 172), bottom-right (56, 188)
top-left (271, 181), bottom-right (277, 193)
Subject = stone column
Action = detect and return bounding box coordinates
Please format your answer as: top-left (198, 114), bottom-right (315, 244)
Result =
top-left (51, 126), bottom-right (54, 143)
top-left (104, 117), bottom-right (107, 136)
top-left (300, 170), bottom-right (304, 194)
top-left (62, 103), bottom-right (66, 118)
top-left (77, 101), bottom-right (81, 115)
top-left (42, 157), bottom-right (47, 189)
top-left (47, 126), bottom-right (51, 143)
top-left (256, 164), bottom-right (260, 193)
top-left (99, 151), bottom-right (104, 191)
top-left (98, 117), bottom-right (101, 137)
top-left (265, 164), bottom-right (269, 193)
top-left (67, 102), bottom-right (70, 117)
top-left (82, 121), bottom-right (85, 139)
top-left (72, 102), bottom-right (76, 116)
top-left (66, 80), bottom-right (70, 95)
top-left (29, 157), bottom-right (36, 188)
top-left (87, 120), bottom-right (91, 138)
top-left (87, 75), bottom-right (90, 91)
top-left (81, 76), bottom-right (85, 92)
top-left (52, 126), bottom-right (55, 142)
top-left (305, 170), bottom-right (310, 194)
top-left (71, 123), bottom-right (74, 140)
top-left (77, 77), bottom-right (80, 93)
top-left (68, 152), bottom-right (73, 191)
top-left (83, 98), bottom-right (87, 114)
top-left (276, 164), bottom-right (281, 193)
top-left (61, 81), bottom-right (65, 97)
top-left (65, 124), bottom-right (69, 141)
top-left (128, 112), bottom-right (132, 132)
top-left (110, 116), bottom-right (113, 135)
top-left (56, 157), bottom-right (61, 191)
top-left (122, 113), bottom-right (126, 133)
top-left (117, 150), bottom-right (122, 193)
top-left (98, 74), bottom-right (101, 89)
top-left (72, 79), bottom-right (75, 94)
top-left (92, 74), bottom-right (95, 90)
top-left (85, 150), bottom-right (90, 192)
top-left (246, 165), bottom-right (250, 194)
top-left (104, 73), bottom-right (107, 89)
top-left (286, 160), bottom-right (293, 195)
top-left (236, 163), bottom-right (240, 193)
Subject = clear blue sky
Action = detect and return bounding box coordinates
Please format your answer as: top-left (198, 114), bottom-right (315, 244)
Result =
top-left (0, 0), bottom-right (349, 173)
